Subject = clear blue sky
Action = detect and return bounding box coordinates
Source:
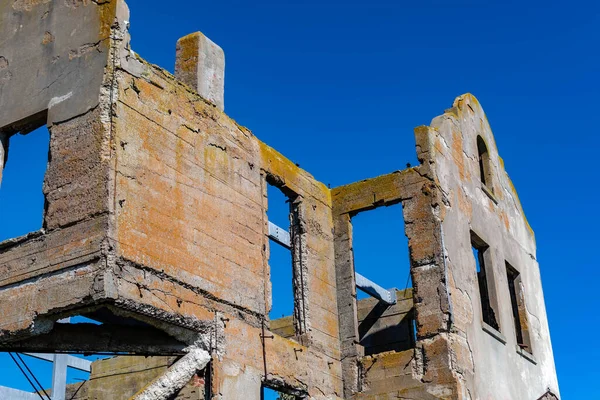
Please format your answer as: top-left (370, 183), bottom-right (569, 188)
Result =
top-left (0, 0), bottom-right (598, 398)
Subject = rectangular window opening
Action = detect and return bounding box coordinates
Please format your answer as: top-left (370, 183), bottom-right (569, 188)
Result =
top-left (352, 204), bottom-right (411, 297)
top-left (262, 385), bottom-right (299, 400)
top-left (265, 179), bottom-right (305, 338)
top-left (0, 124), bottom-right (50, 242)
top-left (471, 232), bottom-right (500, 331)
top-left (506, 262), bottom-right (532, 354)
top-left (351, 203), bottom-right (414, 355)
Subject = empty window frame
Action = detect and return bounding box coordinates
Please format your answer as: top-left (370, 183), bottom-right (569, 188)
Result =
top-left (351, 204), bottom-right (415, 354)
top-left (262, 385), bottom-right (299, 400)
top-left (471, 232), bottom-right (500, 331)
top-left (351, 204), bottom-right (410, 298)
top-left (476, 135), bottom-right (493, 192)
top-left (0, 125), bottom-right (50, 242)
top-left (265, 178), bottom-right (307, 337)
top-left (506, 262), bottom-right (532, 353)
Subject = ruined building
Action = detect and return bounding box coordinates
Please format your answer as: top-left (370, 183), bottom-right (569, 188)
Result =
top-left (0, 1), bottom-right (560, 399)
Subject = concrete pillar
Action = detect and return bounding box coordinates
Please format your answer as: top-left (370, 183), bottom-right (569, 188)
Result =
top-left (333, 213), bottom-right (362, 396)
top-left (0, 132), bottom-right (7, 188)
top-left (175, 32), bottom-right (225, 110)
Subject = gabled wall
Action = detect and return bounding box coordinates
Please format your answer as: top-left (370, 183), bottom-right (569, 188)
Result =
top-left (421, 94), bottom-right (560, 399)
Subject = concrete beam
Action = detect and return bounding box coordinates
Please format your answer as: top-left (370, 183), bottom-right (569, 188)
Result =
top-left (175, 32), bottom-right (225, 110)
top-left (1, 323), bottom-right (186, 356)
top-left (132, 347), bottom-right (211, 400)
top-left (332, 170), bottom-right (423, 216)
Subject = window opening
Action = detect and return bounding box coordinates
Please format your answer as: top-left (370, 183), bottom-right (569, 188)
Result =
top-left (265, 180), bottom-right (306, 337)
top-left (0, 125), bottom-right (49, 242)
top-left (476, 135), bottom-right (493, 191)
top-left (471, 232), bottom-right (500, 331)
top-left (266, 182), bottom-right (293, 322)
top-left (262, 385), bottom-right (298, 400)
top-left (351, 204), bottom-right (409, 300)
top-left (351, 204), bottom-right (415, 355)
top-left (0, 316), bottom-right (102, 398)
top-left (506, 262), bottom-right (532, 353)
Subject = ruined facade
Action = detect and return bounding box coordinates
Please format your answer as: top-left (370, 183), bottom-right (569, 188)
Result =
top-left (0, 1), bottom-right (559, 399)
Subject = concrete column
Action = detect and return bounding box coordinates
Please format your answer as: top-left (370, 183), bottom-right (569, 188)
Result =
top-left (0, 132), bottom-right (7, 188)
top-left (175, 32), bottom-right (225, 110)
top-left (333, 213), bottom-right (362, 397)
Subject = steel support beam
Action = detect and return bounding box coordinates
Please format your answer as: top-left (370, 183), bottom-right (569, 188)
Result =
top-left (0, 386), bottom-right (40, 400)
top-left (355, 272), bottom-right (397, 305)
top-left (268, 221), bottom-right (291, 249)
top-left (24, 353), bottom-right (91, 372)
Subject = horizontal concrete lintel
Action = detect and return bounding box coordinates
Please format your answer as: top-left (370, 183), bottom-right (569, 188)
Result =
top-left (1, 323), bottom-right (186, 356)
top-left (332, 169), bottom-right (422, 215)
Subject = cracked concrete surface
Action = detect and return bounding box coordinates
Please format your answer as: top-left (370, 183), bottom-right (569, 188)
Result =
top-left (0, 0), bottom-right (559, 399)
top-left (133, 347), bottom-right (211, 400)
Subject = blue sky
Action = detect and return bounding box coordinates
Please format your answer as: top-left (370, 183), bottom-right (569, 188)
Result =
top-left (0, 0), bottom-right (598, 398)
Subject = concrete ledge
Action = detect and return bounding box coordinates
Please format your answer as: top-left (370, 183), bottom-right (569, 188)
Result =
top-left (516, 345), bottom-right (537, 364)
top-left (481, 183), bottom-right (498, 205)
top-left (482, 322), bottom-right (507, 345)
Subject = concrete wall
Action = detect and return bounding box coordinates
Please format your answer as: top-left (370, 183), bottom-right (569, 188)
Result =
top-left (107, 47), bottom-right (342, 400)
top-left (357, 289), bottom-right (414, 356)
top-left (59, 356), bottom-right (206, 400)
top-left (419, 94), bottom-right (560, 399)
top-left (0, 1), bottom-right (559, 399)
top-left (0, 0), bottom-right (129, 339)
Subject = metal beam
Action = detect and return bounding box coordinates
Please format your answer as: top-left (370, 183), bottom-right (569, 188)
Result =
top-left (51, 354), bottom-right (67, 400)
top-left (23, 353), bottom-right (91, 372)
top-left (268, 221), bottom-right (291, 249)
top-left (355, 273), bottom-right (397, 305)
top-left (0, 386), bottom-right (40, 400)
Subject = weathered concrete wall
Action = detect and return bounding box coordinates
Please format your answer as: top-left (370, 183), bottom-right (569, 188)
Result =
top-left (175, 32), bottom-right (225, 110)
top-left (0, 0), bottom-right (559, 398)
top-left (354, 350), bottom-right (439, 400)
top-left (107, 51), bottom-right (342, 398)
top-left (332, 168), bottom-right (457, 399)
top-left (419, 94), bottom-right (560, 399)
top-left (0, 0), bottom-right (118, 129)
top-left (69, 356), bottom-right (207, 400)
top-left (357, 289), bottom-right (414, 356)
top-left (0, 0), bottom-right (127, 341)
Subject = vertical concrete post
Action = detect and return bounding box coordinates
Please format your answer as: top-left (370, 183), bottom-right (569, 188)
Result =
top-left (175, 32), bottom-right (225, 110)
top-left (333, 213), bottom-right (362, 396)
top-left (0, 132), bottom-right (7, 188)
